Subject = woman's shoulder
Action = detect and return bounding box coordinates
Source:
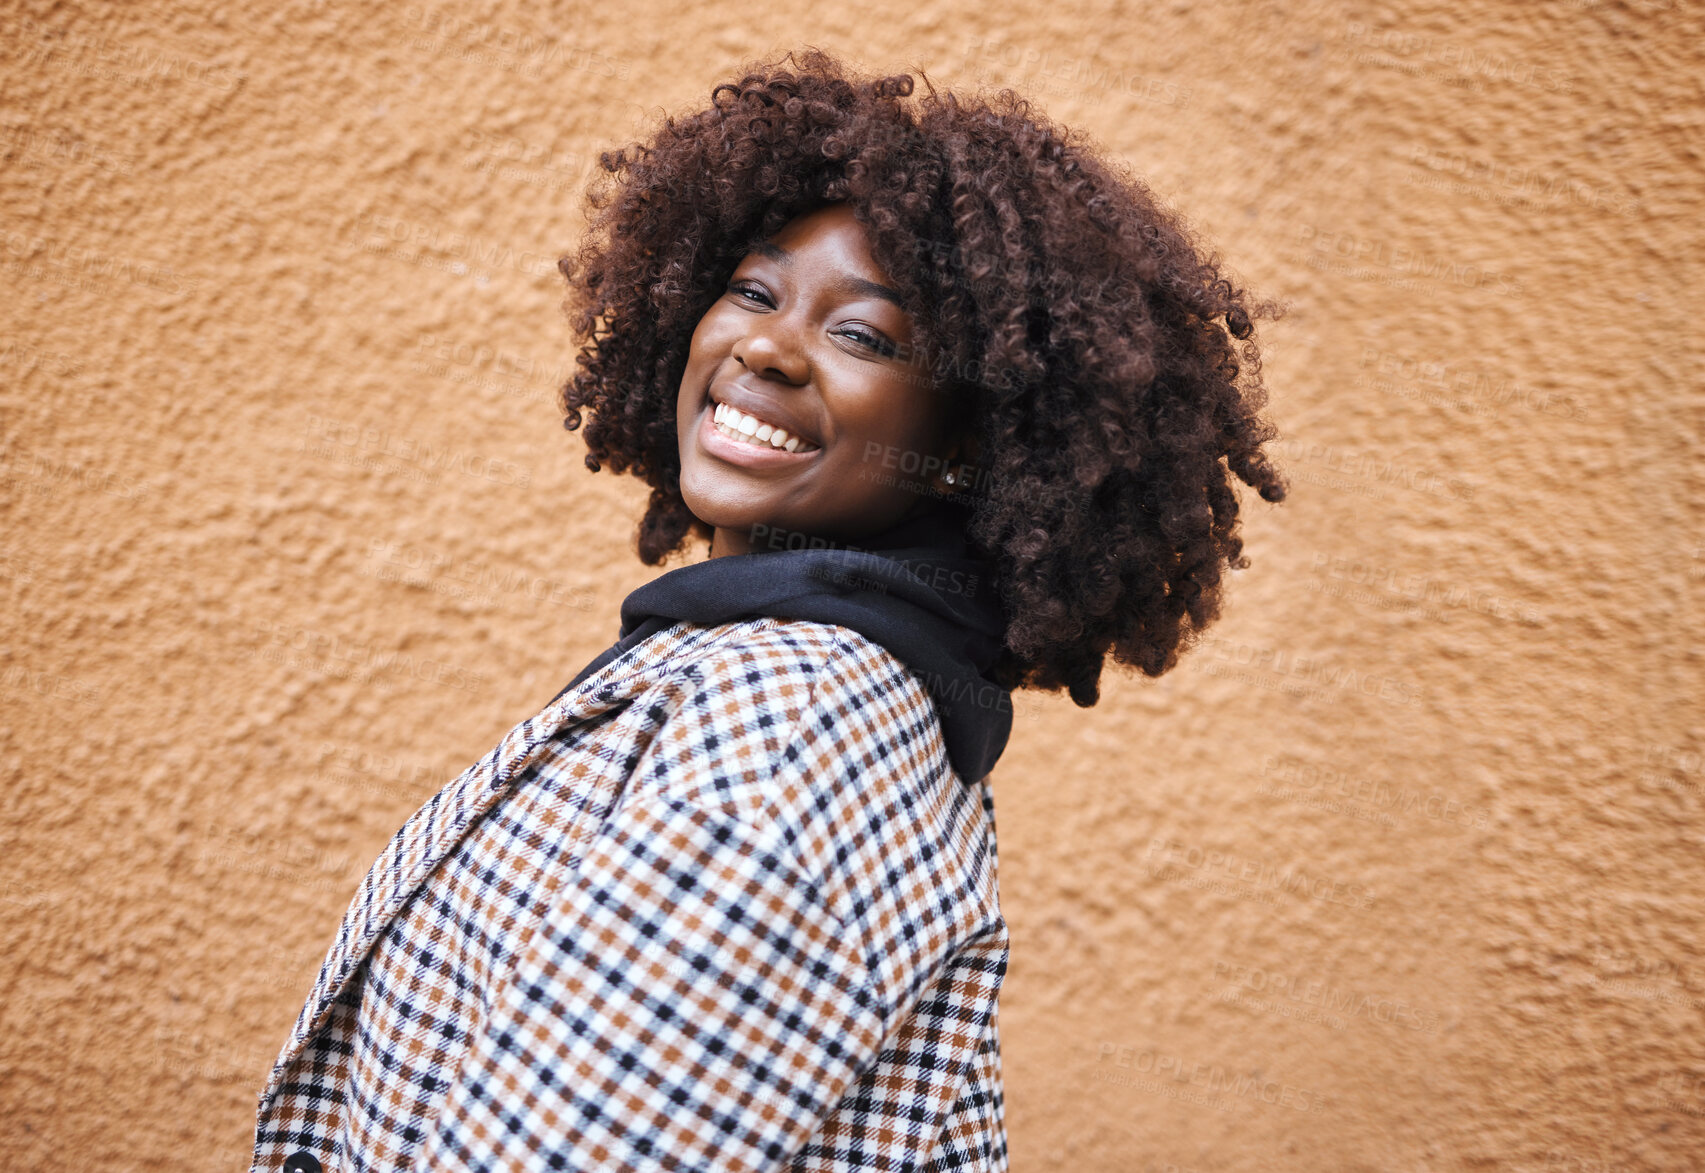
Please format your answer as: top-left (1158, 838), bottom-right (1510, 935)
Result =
top-left (624, 616), bottom-right (998, 932)
top-left (624, 615), bottom-right (954, 791)
top-left (658, 615), bottom-right (931, 712)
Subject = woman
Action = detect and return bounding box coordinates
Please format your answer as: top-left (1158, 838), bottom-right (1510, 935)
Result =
top-left (251, 48), bottom-right (1286, 1173)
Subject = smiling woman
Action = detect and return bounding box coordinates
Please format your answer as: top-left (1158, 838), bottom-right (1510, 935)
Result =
top-left (251, 46), bottom-right (1286, 1173)
top-left (677, 203), bottom-right (969, 555)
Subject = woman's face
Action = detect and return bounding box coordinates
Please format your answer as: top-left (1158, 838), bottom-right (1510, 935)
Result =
top-left (675, 202), bottom-right (960, 558)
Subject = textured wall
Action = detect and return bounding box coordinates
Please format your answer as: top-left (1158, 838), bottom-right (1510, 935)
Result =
top-left (2, 0), bottom-right (1699, 1170)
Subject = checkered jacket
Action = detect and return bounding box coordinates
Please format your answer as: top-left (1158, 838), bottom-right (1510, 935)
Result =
top-left (250, 617), bottom-right (1009, 1172)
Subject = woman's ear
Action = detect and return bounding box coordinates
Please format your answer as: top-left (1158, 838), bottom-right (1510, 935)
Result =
top-left (933, 418), bottom-right (981, 495)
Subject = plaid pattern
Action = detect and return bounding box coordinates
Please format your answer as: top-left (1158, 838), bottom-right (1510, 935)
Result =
top-left (251, 618), bottom-right (1009, 1172)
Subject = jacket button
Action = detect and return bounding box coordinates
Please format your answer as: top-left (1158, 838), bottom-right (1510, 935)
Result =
top-left (283, 1154), bottom-right (323, 1173)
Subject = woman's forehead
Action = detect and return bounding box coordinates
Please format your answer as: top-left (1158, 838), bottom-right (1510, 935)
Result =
top-left (739, 205), bottom-right (902, 287)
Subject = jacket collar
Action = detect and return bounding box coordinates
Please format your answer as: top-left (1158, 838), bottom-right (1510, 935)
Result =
top-left (562, 500), bottom-right (1014, 782)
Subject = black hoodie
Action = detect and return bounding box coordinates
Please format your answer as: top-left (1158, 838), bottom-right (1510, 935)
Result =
top-left (555, 501), bottom-right (1014, 782)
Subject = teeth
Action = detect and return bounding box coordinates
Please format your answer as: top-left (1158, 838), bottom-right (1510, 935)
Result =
top-left (711, 400), bottom-right (817, 452)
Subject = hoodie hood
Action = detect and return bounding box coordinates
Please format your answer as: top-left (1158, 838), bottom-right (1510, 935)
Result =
top-left (557, 502), bottom-right (1014, 782)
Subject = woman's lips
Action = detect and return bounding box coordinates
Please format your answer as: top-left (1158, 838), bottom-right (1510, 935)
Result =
top-left (714, 401), bottom-right (819, 452)
top-left (697, 405), bottom-right (821, 469)
top-left (709, 393), bottom-right (821, 451)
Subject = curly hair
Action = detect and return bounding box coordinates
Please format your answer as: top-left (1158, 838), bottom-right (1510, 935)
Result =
top-left (556, 47), bottom-right (1288, 707)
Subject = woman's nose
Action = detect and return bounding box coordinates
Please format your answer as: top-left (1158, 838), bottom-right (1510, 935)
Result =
top-left (732, 323), bottom-right (808, 384)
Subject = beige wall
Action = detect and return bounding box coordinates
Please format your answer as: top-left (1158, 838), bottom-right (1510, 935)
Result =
top-left (2, 1), bottom-right (1700, 1169)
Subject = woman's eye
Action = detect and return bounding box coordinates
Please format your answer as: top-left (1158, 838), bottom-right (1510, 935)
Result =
top-left (729, 282), bottom-right (771, 306)
top-left (838, 327), bottom-right (896, 356)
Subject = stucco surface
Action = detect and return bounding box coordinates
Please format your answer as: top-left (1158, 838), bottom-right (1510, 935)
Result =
top-left (2, 0), bottom-right (1700, 1170)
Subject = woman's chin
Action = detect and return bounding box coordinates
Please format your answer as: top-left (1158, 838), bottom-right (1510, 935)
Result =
top-left (679, 490), bottom-right (775, 543)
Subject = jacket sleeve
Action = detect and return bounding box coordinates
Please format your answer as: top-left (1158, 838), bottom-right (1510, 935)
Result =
top-left (408, 631), bottom-right (984, 1173)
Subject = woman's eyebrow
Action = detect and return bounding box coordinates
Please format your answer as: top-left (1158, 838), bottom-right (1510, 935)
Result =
top-left (747, 240), bottom-right (906, 309)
